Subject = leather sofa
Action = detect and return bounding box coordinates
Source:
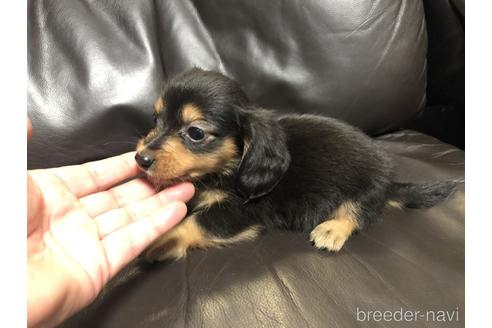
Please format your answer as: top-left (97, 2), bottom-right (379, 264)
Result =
top-left (27, 0), bottom-right (464, 327)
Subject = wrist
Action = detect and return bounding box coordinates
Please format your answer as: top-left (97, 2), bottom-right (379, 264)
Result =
top-left (27, 250), bottom-right (94, 327)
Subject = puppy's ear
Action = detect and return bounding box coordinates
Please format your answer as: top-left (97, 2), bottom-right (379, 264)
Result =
top-left (237, 109), bottom-right (290, 201)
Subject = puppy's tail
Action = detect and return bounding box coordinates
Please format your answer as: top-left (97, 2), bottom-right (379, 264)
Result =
top-left (387, 181), bottom-right (458, 209)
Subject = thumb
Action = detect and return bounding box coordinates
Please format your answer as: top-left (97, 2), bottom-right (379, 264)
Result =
top-left (27, 117), bottom-right (33, 140)
top-left (27, 173), bottom-right (44, 236)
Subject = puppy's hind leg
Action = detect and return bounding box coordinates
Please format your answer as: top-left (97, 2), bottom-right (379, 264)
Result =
top-left (310, 202), bottom-right (361, 252)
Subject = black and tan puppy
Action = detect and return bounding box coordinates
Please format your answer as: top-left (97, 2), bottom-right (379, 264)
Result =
top-left (135, 68), bottom-right (456, 261)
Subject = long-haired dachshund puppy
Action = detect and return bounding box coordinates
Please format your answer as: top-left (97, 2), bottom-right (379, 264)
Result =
top-left (135, 68), bottom-right (456, 262)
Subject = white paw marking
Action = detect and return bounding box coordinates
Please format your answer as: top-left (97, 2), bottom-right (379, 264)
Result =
top-left (310, 220), bottom-right (352, 252)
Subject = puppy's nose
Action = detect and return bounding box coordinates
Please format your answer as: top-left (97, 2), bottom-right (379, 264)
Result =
top-left (135, 153), bottom-right (155, 170)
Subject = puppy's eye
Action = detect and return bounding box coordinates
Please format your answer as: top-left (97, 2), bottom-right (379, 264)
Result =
top-left (152, 112), bottom-right (158, 124)
top-left (187, 126), bottom-right (205, 141)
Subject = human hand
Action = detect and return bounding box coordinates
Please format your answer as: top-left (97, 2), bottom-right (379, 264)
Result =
top-left (27, 121), bottom-right (195, 327)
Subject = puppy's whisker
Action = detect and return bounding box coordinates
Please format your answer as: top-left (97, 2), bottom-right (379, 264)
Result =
top-left (132, 128), bottom-right (146, 139)
top-left (194, 179), bottom-right (208, 190)
top-left (165, 144), bottom-right (178, 152)
top-left (101, 141), bottom-right (139, 146)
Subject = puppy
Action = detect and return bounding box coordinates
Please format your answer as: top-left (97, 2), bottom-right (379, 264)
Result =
top-left (135, 68), bottom-right (456, 261)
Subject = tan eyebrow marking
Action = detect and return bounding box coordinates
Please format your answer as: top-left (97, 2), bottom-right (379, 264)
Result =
top-left (154, 97), bottom-right (164, 113)
top-left (181, 103), bottom-right (204, 124)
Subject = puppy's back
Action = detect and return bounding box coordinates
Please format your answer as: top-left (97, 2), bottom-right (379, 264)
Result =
top-left (276, 114), bottom-right (393, 187)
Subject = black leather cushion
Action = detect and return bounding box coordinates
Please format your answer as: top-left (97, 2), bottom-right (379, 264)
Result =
top-left (61, 130), bottom-right (464, 328)
top-left (28, 0), bottom-right (427, 169)
top-left (410, 0), bottom-right (465, 149)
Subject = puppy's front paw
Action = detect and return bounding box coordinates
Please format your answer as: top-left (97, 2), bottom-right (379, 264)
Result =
top-left (143, 215), bottom-right (207, 262)
top-left (310, 220), bottom-right (353, 252)
top-left (144, 238), bottom-right (188, 262)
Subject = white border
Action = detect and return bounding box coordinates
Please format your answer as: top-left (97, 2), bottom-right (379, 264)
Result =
top-left (2, 0), bottom-right (482, 327)
top-left (466, 1), bottom-right (491, 327)
top-left (0, 1), bottom-right (27, 327)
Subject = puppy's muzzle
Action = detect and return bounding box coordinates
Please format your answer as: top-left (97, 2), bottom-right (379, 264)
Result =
top-left (135, 152), bottom-right (155, 170)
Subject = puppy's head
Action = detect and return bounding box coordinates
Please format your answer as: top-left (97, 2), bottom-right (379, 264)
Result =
top-left (136, 68), bottom-right (290, 200)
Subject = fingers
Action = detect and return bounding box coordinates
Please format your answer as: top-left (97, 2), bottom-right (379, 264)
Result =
top-left (101, 201), bottom-right (187, 278)
top-left (94, 183), bottom-right (194, 238)
top-left (80, 178), bottom-right (156, 218)
top-left (46, 152), bottom-right (140, 198)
